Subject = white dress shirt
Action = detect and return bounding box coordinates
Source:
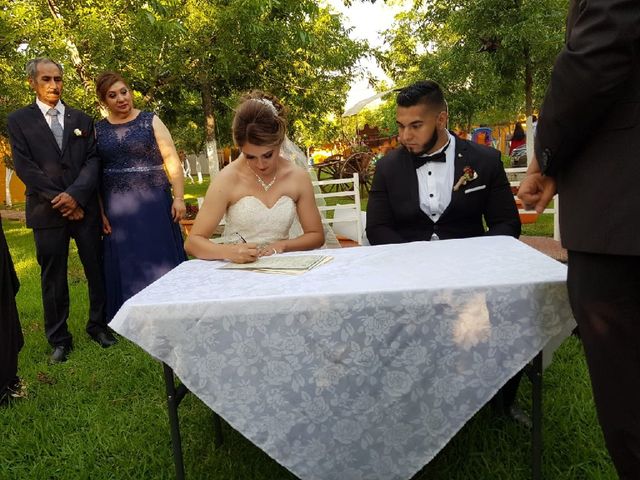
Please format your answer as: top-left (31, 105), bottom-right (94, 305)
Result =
top-left (36, 98), bottom-right (65, 130)
top-left (416, 131), bottom-right (456, 226)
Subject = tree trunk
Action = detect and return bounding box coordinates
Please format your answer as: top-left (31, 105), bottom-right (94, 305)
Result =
top-left (524, 47), bottom-right (534, 165)
top-left (47, 0), bottom-right (98, 105)
top-left (200, 83), bottom-right (219, 180)
top-left (4, 168), bottom-right (13, 207)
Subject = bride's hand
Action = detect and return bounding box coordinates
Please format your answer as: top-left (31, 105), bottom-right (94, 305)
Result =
top-left (228, 243), bottom-right (259, 263)
top-left (257, 242), bottom-right (286, 257)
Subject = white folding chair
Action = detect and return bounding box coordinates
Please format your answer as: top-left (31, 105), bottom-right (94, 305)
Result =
top-left (312, 173), bottom-right (364, 246)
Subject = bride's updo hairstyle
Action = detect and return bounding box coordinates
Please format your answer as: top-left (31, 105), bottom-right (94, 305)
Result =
top-left (232, 90), bottom-right (288, 148)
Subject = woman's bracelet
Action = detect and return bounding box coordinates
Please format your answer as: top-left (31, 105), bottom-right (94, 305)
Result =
top-left (174, 196), bottom-right (184, 200)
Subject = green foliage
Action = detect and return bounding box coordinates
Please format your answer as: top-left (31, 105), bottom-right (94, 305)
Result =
top-left (0, 0), bottom-right (366, 152)
top-left (381, 0), bottom-right (569, 128)
top-left (357, 97), bottom-right (398, 136)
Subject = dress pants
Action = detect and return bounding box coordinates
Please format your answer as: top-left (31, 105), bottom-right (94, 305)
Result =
top-left (567, 251), bottom-right (640, 479)
top-left (33, 219), bottom-right (107, 347)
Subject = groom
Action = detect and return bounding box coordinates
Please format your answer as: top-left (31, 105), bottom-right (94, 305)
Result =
top-left (366, 80), bottom-right (523, 416)
top-left (7, 57), bottom-right (115, 363)
top-left (366, 80), bottom-right (520, 243)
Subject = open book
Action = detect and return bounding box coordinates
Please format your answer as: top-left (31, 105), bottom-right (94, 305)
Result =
top-left (220, 255), bottom-right (333, 275)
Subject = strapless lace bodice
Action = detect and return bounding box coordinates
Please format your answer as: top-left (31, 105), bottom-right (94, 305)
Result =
top-left (222, 196), bottom-right (298, 244)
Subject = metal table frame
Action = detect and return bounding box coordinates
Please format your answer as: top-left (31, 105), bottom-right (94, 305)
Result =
top-left (161, 350), bottom-right (544, 480)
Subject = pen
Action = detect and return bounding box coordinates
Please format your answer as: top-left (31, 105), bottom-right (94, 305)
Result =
top-left (235, 232), bottom-right (247, 243)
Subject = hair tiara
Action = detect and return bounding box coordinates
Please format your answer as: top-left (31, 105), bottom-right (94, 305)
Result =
top-left (253, 97), bottom-right (278, 116)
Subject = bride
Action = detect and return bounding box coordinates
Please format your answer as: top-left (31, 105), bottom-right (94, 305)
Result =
top-left (184, 91), bottom-right (325, 263)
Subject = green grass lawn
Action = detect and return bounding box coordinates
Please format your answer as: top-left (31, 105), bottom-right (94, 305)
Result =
top-left (0, 185), bottom-right (615, 479)
top-left (183, 177), bottom-right (210, 204)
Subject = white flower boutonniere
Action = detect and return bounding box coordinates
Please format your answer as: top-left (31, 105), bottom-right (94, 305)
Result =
top-left (73, 128), bottom-right (83, 137)
top-left (453, 166), bottom-right (478, 191)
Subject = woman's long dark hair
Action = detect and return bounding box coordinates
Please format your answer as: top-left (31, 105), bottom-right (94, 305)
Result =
top-left (512, 122), bottom-right (525, 141)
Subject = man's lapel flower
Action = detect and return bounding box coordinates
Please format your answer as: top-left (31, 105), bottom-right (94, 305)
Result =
top-left (453, 166), bottom-right (478, 191)
top-left (73, 128), bottom-right (84, 137)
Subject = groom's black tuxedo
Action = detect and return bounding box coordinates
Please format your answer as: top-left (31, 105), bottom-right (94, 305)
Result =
top-left (366, 135), bottom-right (520, 244)
top-left (8, 102), bottom-right (107, 347)
top-left (367, 134), bottom-right (522, 411)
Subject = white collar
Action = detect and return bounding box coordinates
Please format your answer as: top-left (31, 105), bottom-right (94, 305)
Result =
top-left (35, 98), bottom-right (65, 117)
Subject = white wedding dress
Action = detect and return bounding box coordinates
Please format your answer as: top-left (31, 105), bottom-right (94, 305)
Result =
top-left (217, 137), bottom-right (340, 248)
top-left (221, 195), bottom-right (299, 244)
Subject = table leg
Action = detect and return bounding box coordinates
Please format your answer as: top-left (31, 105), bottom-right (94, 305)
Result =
top-left (213, 412), bottom-right (224, 448)
top-left (163, 363), bottom-right (186, 480)
top-left (527, 352), bottom-right (543, 480)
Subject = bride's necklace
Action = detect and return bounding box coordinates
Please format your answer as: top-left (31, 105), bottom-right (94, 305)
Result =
top-left (247, 163), bottom-right (278, 192)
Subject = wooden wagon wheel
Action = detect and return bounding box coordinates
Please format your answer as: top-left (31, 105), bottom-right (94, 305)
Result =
top-left (340, 152), bottom-right (375, 194)
top-left (313, 154), bottom-right (344, 192)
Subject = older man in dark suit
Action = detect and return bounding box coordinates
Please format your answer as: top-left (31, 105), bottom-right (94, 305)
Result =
top-left (518, 1), bottom-right (640, 477)
top-left (366, 80), bottom-right (524, 419)
top-left (7, 57), bottom-right (115, 363)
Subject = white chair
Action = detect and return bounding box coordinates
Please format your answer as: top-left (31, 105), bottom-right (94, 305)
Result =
top-left (312, 173), bottom-right (364, 246)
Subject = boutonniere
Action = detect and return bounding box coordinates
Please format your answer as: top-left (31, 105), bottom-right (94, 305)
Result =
top-left (453, 166), bottom-right (478, 191)
top-left (73, 128), bottom-right (86, 137)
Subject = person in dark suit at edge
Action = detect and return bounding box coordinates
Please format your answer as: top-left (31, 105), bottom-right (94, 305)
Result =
top-left (7, 58), bottom-right (115, 364)
top-left (366, 80), bottom-right (525, 421)
top-left (518, 1), bottom-right (640, 477)
top-left (0, 218), bottom-right (23, 405)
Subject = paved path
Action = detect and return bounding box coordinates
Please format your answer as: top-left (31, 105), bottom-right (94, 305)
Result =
top-left (0, 209), bottom-right (25, 221)
top-left (520, 235), bottom-right (567, 263)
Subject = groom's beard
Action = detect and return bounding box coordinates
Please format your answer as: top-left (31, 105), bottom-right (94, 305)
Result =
top-left (402, 125), bottom-right (439, 157)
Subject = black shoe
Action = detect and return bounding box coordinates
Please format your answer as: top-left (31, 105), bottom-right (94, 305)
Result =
top-left (508, 405), bottom-right (533, 429)
top-left (50, 345), bottom-right (72, 363)
top-left (89, 330), bottom-right (117, 348)
top-left (2, 378), bottom-right (26, 405)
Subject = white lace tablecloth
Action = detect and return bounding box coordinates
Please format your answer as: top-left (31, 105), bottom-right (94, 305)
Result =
top-left (110, 236), bottom-right (575, 480)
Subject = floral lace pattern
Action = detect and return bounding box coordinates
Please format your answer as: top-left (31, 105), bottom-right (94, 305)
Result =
top-left (97, 111), bottom-right (169, 193)
top-left (110, 237), bottom-right (575, 480)
top-left (222, 195), bottom-right (297, 244)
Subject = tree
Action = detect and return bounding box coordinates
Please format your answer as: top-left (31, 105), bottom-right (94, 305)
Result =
top-left (381, 0), bottom-right (568, 132)
top-left (1, 0), bottom-right (367, 173)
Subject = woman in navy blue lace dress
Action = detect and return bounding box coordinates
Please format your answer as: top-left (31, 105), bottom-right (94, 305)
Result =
top-left (95, 72), bottom-right (186, 321)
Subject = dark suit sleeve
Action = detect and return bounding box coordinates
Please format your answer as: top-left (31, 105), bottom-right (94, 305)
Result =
top-left (366, 156), bottom-right (406, 245)
top-left (0, 220), bottom-right (20, 295)
top-left (7, 114), bottom-right (63, 201)
top-left (65, 116), bottom-right (100, 208)
top-left (535, 0), bottom-right (640, 175)
top-left (483, 152), bottom-right (521, 238)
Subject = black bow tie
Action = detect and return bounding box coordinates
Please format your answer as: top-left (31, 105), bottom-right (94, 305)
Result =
top-left (413, 141), bottom-right (450, 169)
